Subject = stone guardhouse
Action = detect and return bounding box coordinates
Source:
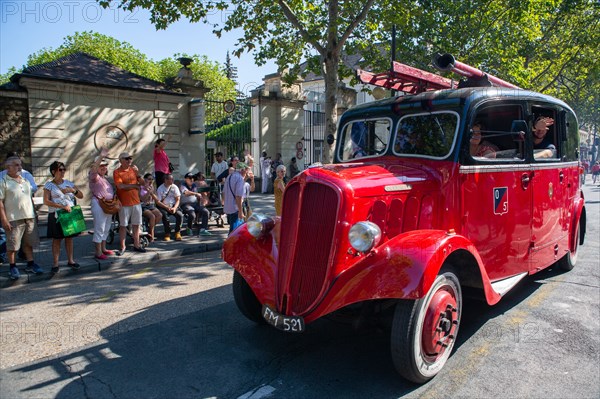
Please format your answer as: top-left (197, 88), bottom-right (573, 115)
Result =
top-left (0, 52), bottom-right (209, 202)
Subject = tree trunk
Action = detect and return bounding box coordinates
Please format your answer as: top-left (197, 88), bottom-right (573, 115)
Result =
top-left (322, 56), bottom-right (339, 164)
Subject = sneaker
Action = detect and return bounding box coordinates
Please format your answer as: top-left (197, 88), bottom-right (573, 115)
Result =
top-left (9, 266), bottom-right (20, 280)
top-left (68, 263), bottom-right (81, 270)
top-left (133, 246), bottom-right (147, 253)
top-left (175, 232), bottom-right (182, 241)
top-left (185, 228), bottom-right (193, 236)
top-left (25, 263), bottom-right (44, 274)
top-left (199, 229), bottom-right (212, 236)
top-left (164, 235), bottom-right (171, 241)
top-left (95, 254), bottom-right (108, 260)
top-left (51, 266), bottom-right (60, 274)
top-left (102, 250), bottom-right (115, 255)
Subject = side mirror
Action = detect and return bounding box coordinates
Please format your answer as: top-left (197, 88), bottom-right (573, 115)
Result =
top-left (326, 134), bottom-right (335, 145)
top-left (511, 120), bottom-right (528, 141)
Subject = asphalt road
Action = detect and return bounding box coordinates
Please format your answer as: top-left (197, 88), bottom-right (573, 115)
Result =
top-left (0, 184), bottom-right (598, 399)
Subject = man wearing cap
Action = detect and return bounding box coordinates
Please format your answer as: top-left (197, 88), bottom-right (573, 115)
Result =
top-left (113, 152), bottom-right (146, 254)
top-left (180, 172), bottom-right (212, 236)
top-left (223, 161), bottom-right (248, 233)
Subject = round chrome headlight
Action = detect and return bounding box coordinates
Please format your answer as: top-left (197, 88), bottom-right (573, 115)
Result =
top-left (348, 221), bottom-right (382, 253)
top-left (246, 213), bottom-right (274, 238)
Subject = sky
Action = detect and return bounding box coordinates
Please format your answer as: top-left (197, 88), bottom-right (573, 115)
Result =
top-left (0, 0), bottom-right (277, 96)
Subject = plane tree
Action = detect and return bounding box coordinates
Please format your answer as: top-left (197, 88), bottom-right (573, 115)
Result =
top-left (99, 0), bottom-right (598, 160)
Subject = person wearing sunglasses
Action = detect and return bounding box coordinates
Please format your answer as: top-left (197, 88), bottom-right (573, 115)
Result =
top-left (89, 148), bottom-right (116, 260)
top-left (113, 152), bottom-right (146, 254)
top-left (43, 161), bottom-right (84, 273)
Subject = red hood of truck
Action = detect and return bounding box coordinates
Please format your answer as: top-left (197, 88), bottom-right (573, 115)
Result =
top-left (300, 158), bottom-right (445, 197)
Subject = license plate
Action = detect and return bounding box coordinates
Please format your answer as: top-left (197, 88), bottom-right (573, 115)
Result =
top-left (262, 305), bottom-right (305, 333)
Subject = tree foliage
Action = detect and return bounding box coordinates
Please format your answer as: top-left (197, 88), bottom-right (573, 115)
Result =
top-left (99, 0), bottom-right (599, 141)
top-left (1, 31), bottom-right (236, 102)
top-left (356, 0), bottom-right (600, 131)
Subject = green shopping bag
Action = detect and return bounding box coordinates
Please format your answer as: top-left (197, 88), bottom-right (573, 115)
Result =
top-left (56, 205), bottom-right (86, 236)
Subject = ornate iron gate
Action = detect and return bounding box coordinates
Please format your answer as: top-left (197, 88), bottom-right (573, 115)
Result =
top-left (303, 110), bottom-right (326, 168)
top-left (204, 99), bottom-right (252, 176)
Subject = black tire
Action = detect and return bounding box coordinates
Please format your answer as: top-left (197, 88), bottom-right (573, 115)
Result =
top-left (232, 271), bottom-right (266, 324)
top-left (558, 221), bottom-right (580, 271)
top-left (391, 270), bottom-right (462, 384)
top-left (139, 236), bottom-right (149, 249)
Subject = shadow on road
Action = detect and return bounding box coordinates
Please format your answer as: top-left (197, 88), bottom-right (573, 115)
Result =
top-left (3, 263), bottom-right (573, 399)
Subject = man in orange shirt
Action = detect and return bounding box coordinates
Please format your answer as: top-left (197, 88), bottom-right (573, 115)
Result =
top-left (113, 152), bottom-right (146, 254)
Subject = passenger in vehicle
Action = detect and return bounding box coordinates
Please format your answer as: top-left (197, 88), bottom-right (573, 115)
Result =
top-left (351, 122), bottom-right (368, 158)
top-left (469, 121), bottom-right (498, 158)
top-left (532, 116), bottom-right (556, 159)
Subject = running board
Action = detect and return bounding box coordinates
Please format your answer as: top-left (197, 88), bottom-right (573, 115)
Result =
top-left (490, 272), bottom-right (528, 297)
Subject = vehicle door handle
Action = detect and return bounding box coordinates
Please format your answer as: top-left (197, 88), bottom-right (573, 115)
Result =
top-left (559, 171), bottom-right (564, 183)
top-left (521, 173), bottom-right (530, 189)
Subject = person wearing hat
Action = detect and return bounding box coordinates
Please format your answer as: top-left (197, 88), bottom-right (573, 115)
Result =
top-left (113, 152), bottom-right (146, 254)
top-left (223, 161), bottom-right (249, 233)
top-left (88, 147), bottom-right (116, 260)
top-left (180, 172), bottom-right (211, 236)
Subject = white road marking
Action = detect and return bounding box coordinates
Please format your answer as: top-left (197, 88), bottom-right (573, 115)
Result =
top-left (237, 384), bottom-right (276, 399)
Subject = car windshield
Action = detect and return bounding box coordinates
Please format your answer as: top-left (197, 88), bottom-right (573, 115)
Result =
top-left (339, 119), bottom-right (391, 161)
top-left (393, 112), bottom-right (458, 158)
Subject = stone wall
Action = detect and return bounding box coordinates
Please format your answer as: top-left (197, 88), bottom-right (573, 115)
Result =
top-left (0, 92), bottom-right (32, 168)
top-left (17, 77), bottom-right (188, 199)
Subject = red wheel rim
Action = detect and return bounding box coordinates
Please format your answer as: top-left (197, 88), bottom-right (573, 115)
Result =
top-left (421, 286), bottom-right (459, 361)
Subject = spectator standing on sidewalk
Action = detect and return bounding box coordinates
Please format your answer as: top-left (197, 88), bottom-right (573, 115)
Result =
top-left (242, 165), bottom-right (255, 220)
top-left (210, 152), bottom-right (228, 181)
top-left (288, 157), bottom-right (300, 178)
top-left (153, 138), bottom-right (171, 188)
top-left (156, 173), bottom-right (183, 241)
top-left (0, 156), bottom-right (44, 279)
top-left (0, 153), bottom-right (38, 263)
top-left (113, 152), bottom-right (146, 254)
top-left (274, 164), bottom-right (287, 216)
top-left (223, 162), bottom-right (248, 233)
top-left (180, 172), bottom-right (211, 236)
top-left (271, 153), bottom-right (283, 190)
top-left (88, 148), bottom-right (116, 260)
top-left (43, 161), bottom-right (84, 273)
top-left (259, 151), bottom-right (271, 194)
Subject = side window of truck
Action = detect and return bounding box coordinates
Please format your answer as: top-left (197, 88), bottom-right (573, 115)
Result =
top-left (531, 106), bottom-right (559, 161)
top-left (393, 111), bottom-right (458, 158)
top-left (339, 119), bottom-right (391, 161)
top-left (469, 104), bottom-right (526, 162)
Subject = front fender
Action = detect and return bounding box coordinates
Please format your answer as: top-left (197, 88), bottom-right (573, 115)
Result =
top-left (222, 221), bottom-right (280, 308)
top-left (304, 230), bottom-right (501, 323)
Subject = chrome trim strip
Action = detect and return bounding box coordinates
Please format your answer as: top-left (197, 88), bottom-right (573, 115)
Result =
top-left (460, 161), bottom-right (579, 174)
top-left (490, 272), bottom-right (528, 296)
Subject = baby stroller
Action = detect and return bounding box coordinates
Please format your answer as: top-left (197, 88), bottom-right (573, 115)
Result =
top-left (106, 213), bottom-right (150, 249)
top-left (199, 179), bottom-right (225, 228)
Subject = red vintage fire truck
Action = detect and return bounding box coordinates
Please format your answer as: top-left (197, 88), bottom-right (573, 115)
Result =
top-left (223, 54), bottom-right (586, 383)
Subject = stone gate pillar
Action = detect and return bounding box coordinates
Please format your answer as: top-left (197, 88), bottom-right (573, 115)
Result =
top-left (250, 74), bottom-right (306, 175)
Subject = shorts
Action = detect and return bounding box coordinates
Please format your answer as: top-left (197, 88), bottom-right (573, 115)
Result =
top-left (7, 218), bottom-right (39, 251)
top-left (118, 204), bottom-right (142, 226)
